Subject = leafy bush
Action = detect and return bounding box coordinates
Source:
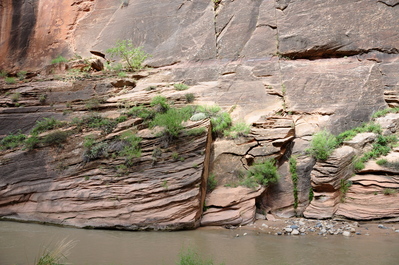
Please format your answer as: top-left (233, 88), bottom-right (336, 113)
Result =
top-left (306, 130), bottom-right (337, 161)
top-left (150, 106), bottom-right (194, 138)
top-left (24, 135), bottom-right (40, 150)
top-left (150, 95), bottom-right (170, 113)
top-left (41, 131), bottom-right (69, 146)
top-left (186, 127), bottom-right (206, 136)
top-left (84, 141), bottom-right (109, 161)
top-left (383, 188), bottom-right (396, 196)
top-left (211, 112), bottom-right (232, 135)
top-left (85, 98), bottom-right (103, 111)
top-left (376, 158), bottom-right (388, 166)
top-left (119, 131), bottom-right (142, 165)
top-left (340, 179), bottom-right (352, 202)
top-left (0, 70), bottom-right (7, 78)
top-left (185, 93), bottom-right (195, 103)
top-left (106, 40), bottom-right (148, 71)
top-left (5, 77), bottom-right (16, 84)
top-left (336, 123), bottom-right (381, 145)
top-left (241, 158), bottom-right (279, 188)
top-left (126, 105), bottom-right (155, 121)
top-left (118, 72), bottom-right (128, 77)
top-left (372, 107), bottom-right (399, 119)
top-left (289, 156), bottom-right (298, 209)
top-left (224, 122), bottom-right (250, 138)
top-left (51, 55), bottom-right (68, 64)
top-left (0, 131), bottom-right (26, 150)
top-left (174, 83), bottom-right (189, 91)
top-left (73, 115), bottom-right (117, 135)
top-left (31, 117), bottom-right (65, 135)
top-left (17, 71), bottom-right (27, 80)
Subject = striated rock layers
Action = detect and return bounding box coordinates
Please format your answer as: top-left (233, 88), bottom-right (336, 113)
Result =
top-left (1, 0), bottom-right (399, 228)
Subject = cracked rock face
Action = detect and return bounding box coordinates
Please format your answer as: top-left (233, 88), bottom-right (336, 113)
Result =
top-left (2, 0), bottom-right (399, 227)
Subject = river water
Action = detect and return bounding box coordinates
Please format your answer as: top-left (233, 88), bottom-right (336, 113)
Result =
top-left (1, 221), bottom-right (399, 265)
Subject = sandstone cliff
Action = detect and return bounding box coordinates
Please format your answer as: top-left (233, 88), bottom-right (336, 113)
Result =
top-left (1, 0), bottom-right (399, 229)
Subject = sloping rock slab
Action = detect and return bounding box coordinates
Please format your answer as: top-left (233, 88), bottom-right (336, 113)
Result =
top-left (201, 186), bottom-right (265, 226)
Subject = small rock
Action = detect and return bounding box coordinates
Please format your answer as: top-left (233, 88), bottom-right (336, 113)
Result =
top-left (343, 231), bottom-right (351, 237)
top-left (320, 228), bottom-right (327, 234)
top-left (235, 234), bottom-right (239, 237)
top-left (356, 232), bottom-right (362, 235)
top-left (285, 227), bottom-right (293, 233)
top-left (291, 229), bottom-right (300, 235)
top-left (277, 232), bottom-right (282, 236)
top-left (243, 233), bottom-right (247, 236)
top-left (261, 223), bottom-right (268, 228)
top-left (291, 225), bottom-right (299, 230)
top-left (378, 224), bottom-right (388, 229)
top-left (298, 221), bottom-right (305, 226)
top-left (350, 227), bottom-right (356, 233)
top-left (299, 228), bottom-right (306, 233)
top-left (266, 214), bottom-right (276, 221)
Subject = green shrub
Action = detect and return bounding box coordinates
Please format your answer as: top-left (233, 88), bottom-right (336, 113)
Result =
top-left (340, 179), bottom-right (352, 202)
top-left (5, 77), bottom-right (16, 84)
top-left (174, 83), bottom-right (189, 91)
top-left (309, 187), bottom-right (314, 202)
top-left (85, 98), bottom-right (103, 111)
top-left (73, 115), bottom-right (117, 135)
top-left (116, 115), bottom-right (128, 123)
top-left (150, 106), bottom-right (194, 138)
top-left (119, 131), bottom-right (142, 165)
top-left (289, 156), bottom-right (299, 209)
top-left (39, 94), bottom-right (47, 104)
top-left (190, 113), bottom-right (207, 121)
top-left (126, 105), bottom-right (155, 121)
top-left (106, 40), bottom-right (148, 71)
top-left (118, 71), bottom-right (128, 77)
top-left (31, 117), bottom-right (65, 135)
top-left (372, 107), bottom-right (399, 119)
top-left (150, 95), bottom-right (170, 113)
top-left (0, 131), bottom-right (26, 150)
top-left (83, 135), bottom-right (96, 149)
top-left (17, 71), bottom-right (27, 80)
top-left (241, 158), bottom-right (280, 188)
top-left (376, 158), bottom-right (388, 166)
top-left (383, 188), bottom-right (396, 196)
top-left (306, 130), bottom-right (337, 161)
top-left (0, 71), bottom-right (7, 78)
top-left (185, 93), bottom-right (195, 103)
top-left (336, 123), bottom-right (381, 145)
top-left (51, 55), bottom-right (68, 64)
top-left (84, 141), bottom-right (109, 161)
top-left (211, 112), bottom-right (232, 135)
top-left (24, 135), bottom-right (40, 150)
top-left (224, 122), bottom-right (250, 138)
top-left (353, 159), bottom-right (365, 171)
top-left (41, 131), bottom-right (69, 146)
top-left (207, 174), bottom-right (217, 192)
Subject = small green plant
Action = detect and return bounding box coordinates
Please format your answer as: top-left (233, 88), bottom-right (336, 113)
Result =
top-left (126, 105), bottom-right (155, 121)
top-left (17, 71), bottom-right (27, 80)
top-left (309, 187), bottom-right (314, 202)
top-left (35, 239), bottom-right (75, 265)
top-left (372, 107), bottom-right (399, 119)
top-left (118, 71), bottom-right (128, 77)
top-left (150, 106), bottom-right (194, 138)
top-left (150, 95), bottom-right (170, 113)
top-left (73, 114), bottom-right (118, 135)
top-left (376, 158), bottom-right (388, 166)
top-left (306, 130), bottom-right (337, 161)
top-left (119, 131), bottom-right (142, 165)
top-left (241, 158), bottom-right (280, 188)
top-left (51, 55), bottom-right (68, 64)
top-left (211, 112), bottom-right (232, 135)
top-left (340, 179), bottom-right (352, 202)
top-left (10, 92), bottom-right (20, 102)
top-left (383, 188), bottom-right (396, 196)
top-left (41, 130), bottom-right (69, 146)
top-left (174, 83), bottom-right (189, 91)
top-left (0, 131), bottom-right (26, 150)
top-left (185, 93), bottom-right (195, 103)
top-left (185, 127), bottom-right (206, 136)
top-left (85, 98), bottom-right (103, 111)
top-left (106, 40), bottom-right (149, 71)
top-left (116, 164), bottom-right (129, 176)
top-left (24, 135), bottom-right (40, 150)
top-left (224, 122), bottom-right (250, 138)
top-left (39, 94), bottom-right (47, 104)
top-left (336, 122), bottom-right (382, 145)
top-left (172, 151), bottom-right (179, 161)
top-left (0, 70), bottom-right (7, 77)
top-left (31, 117), bottom-right (65, 135)
top-left (289, 156), bottom-right (299, 210)
top-left (161, 180), bottom-right (168, 189)
top-left (84, 141), bottom-right (109, 162)
top-left (207, 174), bottom-right (217, 192)
top-left (5, 77), bottom-right (16, 84)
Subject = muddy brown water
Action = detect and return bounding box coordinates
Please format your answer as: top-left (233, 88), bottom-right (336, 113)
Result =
top-left (1, 221), bottom-right (399, 265)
